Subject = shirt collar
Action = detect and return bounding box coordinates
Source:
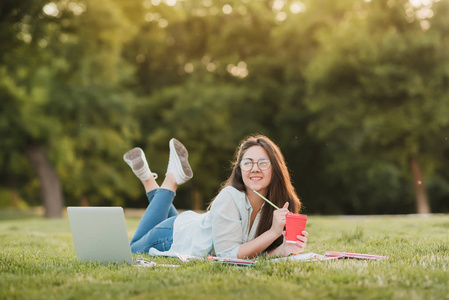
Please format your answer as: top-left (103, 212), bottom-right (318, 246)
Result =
top-left (244, 193), bottom-right (252, 211)
top-left (244, 194), bottom-right (265, 212)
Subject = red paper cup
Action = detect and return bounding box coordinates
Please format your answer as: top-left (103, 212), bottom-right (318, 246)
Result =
top-left (285, 213), bottom-right (307, 243)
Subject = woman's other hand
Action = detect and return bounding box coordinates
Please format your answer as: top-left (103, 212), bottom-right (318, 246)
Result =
top-left (283, 230), bottom-right (308, 256)
top-left (274, 230), bottom-right (308, 257)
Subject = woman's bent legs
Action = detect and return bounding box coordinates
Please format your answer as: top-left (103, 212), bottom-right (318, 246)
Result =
top-left (125, 138), bottom-right (193, 254)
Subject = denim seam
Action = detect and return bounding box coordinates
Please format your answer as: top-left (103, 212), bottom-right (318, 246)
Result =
top-left (148, 237), bottom-right (173, 250)
top-left (146, 189), bottom-right (157, 198)
top-left (146, 187), bottom-right (176, 197)
top-left (155, 188), bottom-right (176, 197)
top-left (156, 226), bottom-right (173, 229)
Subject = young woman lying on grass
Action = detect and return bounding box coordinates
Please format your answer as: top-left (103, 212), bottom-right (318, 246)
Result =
top-left (124, 135), bottom-right (308, 259)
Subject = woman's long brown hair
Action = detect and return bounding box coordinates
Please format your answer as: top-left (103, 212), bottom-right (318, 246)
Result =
top-left (216, 134), bottom-right (301, 251)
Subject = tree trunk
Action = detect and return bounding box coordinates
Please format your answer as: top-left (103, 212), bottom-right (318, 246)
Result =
top-left (10, 174), bottom-right (19, 207)
top-left (81, 195), bottom-right (90, 206)
top-left (191, 187), bottom-right (203, 211)
top-left (25, 144), bottom-right (64, 218)
top-left (410, 156), bottom-right (431, 214)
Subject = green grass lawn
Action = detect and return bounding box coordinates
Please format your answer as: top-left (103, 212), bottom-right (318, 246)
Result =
top-left (1, 209), bottom-right (448, 300)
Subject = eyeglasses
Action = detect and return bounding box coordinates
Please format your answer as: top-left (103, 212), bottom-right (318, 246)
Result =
top-left (240, 158), bottom-right (271, 172)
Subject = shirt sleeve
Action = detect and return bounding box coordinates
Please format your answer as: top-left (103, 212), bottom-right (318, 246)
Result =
top-left (210, 189), bottom-right (244, 258)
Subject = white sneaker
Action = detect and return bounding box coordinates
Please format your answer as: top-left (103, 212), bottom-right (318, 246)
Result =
top-left (123, 147), bottom-right (158, 181)
top-left (166, 138), bottom-right (193, 185)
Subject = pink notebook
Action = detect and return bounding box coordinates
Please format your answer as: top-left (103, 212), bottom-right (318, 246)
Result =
top-left (325, 251), bottom-right (389, 260)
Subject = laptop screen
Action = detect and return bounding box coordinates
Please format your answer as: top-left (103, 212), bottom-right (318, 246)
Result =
top-left (67, 207), bottom-right (133, 264)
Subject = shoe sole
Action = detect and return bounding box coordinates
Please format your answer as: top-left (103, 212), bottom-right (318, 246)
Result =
top-left (170, 139), bottom-right (193, 178)
top-left (124, 148), bottom-right (145, 171)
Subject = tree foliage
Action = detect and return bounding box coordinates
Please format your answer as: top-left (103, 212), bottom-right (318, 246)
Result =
top-left (304, 0), bottom-right (449, 213)
top-left (1, 0), bottom-right (448, 216)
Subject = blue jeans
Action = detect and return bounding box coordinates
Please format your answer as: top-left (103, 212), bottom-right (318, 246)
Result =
top-left (130, 188), bottom-right (178, 253)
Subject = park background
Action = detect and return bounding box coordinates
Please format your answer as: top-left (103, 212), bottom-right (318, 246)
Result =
top-left (1, 0), bottom-right (449, 218)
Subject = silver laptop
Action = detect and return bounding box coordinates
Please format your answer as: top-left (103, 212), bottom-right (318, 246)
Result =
top-left (67, 207), bottom-right (133, 264)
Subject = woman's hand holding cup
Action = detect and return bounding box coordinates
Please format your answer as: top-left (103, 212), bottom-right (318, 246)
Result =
top-left (270, 202), bottom-right (289, 237)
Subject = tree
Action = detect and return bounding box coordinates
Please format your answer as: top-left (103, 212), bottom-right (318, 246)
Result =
top-left (0, 0), bottom-right (142, 217)
top-left (304, 0), bottom-right (449, 213)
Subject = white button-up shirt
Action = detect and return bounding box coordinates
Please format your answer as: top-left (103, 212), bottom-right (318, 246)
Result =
top-left (148, 186), bottom-right (263, 258)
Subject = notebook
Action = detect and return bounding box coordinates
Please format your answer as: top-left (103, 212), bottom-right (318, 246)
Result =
top-left (67, 207), bottom-right (133, 264)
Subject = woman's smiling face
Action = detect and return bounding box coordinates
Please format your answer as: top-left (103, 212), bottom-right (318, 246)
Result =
top-left (240, 145), bottom-right (272, 196)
